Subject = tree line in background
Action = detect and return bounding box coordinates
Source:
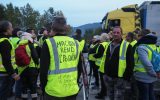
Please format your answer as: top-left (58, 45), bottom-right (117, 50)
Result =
top-left (84, 28), bottom-right (102, 43)
top-left (0, 3), bottom-right (64, 31)
top-left (0, 3), bottom-right (101, 41)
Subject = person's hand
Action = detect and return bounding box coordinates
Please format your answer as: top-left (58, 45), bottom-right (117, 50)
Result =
top-left (156, 72), bottom-right (160, 78)
top-left (12, 73), bottom-right (20, 80)
top-left (14, 74), bottom-right (20, 80)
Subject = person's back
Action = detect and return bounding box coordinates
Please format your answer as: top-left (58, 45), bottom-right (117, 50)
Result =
top-left (10, 28), bottom-right (21, 48)
top-left (134, 29), bottom-right (158, 100)
top-left (40, 16), bottom-right (82, 99)
top-left (0, 20), bottom-right (20, 100)
top-left (15, 32), bottom-right (39, 100)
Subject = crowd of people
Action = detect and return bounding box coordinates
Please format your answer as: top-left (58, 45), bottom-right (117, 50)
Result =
top-left (88, 27), bottom-right (160, 100)
top-left (0, 16), bottom-right (160, 100)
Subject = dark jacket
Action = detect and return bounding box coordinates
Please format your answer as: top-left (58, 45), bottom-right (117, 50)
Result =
top-left (134, 34), bottom-right (157, 49)
top-left (0, 35), bottom-right (16, 75)
top-left (104, 39), bottom-right (134, 81)
top-left (88, 41), bottom-right (100, 55)
top-left (93, 43), bottom-right (105, 58)
top-left (72, 35), bottom-right (82, 42)
top-left (28, 42), bottom-right (39, 66)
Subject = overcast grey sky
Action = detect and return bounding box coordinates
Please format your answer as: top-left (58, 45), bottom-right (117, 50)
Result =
top-left (1, 0), bottom-right (153, 27)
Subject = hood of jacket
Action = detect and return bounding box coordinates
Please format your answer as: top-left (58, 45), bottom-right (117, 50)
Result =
top-left (137, 34), bottom-right (157, 45)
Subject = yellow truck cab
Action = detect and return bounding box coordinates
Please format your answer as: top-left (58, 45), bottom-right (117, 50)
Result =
top-left (102, 4), bottom-right (141, 37)
top-left (102, 1), bottom-right (160, 38)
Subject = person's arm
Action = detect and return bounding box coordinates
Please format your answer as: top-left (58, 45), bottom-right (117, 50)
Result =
top-left (0, 40), bottom-right (15, 75)
top-left (35, 46), bottom-right (41, 58)
top-left (89, 44), bottom-right (99, 54)
top-left (137, 46), bottom-right (157, 76)
top-left (29, 43), bottom-right (39, 65)
top-left (123, 44), bottom-right (134, 81)
top-left (94, 44), bottom-right (104, 58)
top-left (40, 41), bottom-right (50, 92)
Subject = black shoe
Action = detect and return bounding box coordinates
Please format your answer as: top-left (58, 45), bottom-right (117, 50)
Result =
top-left (88, 73), bottom-right (91, 76)
top-left (91, 85), bottom-right (99, 90)
top-left (95, 93), bottom-right (105, 99)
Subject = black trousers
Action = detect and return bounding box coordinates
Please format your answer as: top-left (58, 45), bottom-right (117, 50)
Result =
top-left (21, 67), bottom-right (38, 99)
top-left (99, 72), bottom-right (107, 96)
top-left (44, 92), bottom-right (77, 100)
top-left (89, 60), bottom-right (99, 86)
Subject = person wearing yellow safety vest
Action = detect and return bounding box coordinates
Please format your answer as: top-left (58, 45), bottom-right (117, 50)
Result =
top-left (10, 28), bottom-right (21, 48)
top-left (126, 32), bottom-right (138, 100)
top-left (126, 32), bottom-right (137, 47)
top-left (88, 35), bottom-right (101, 89)
top-left (134, 29), bottom-right (158, 100)
top-left (38, 28), bottom-right (48, 47)
top-left (72, 29), bottom-right (86, 83)
top-left (102, 26), bottom-right (134, 100)
top-left (0, 21), bottom-right (20, 100)
top-left (16, 32), bottom-right (39, 100)
top-left (94, 33), bottom-right (110, 99)
top-left (40, 16), bottom-right (83, 100)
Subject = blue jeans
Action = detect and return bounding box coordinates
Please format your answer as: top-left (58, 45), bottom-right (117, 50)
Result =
top-left (136, 80), bottom-right (155, 100)
top-left (0, 76), bottom-right (12, 100)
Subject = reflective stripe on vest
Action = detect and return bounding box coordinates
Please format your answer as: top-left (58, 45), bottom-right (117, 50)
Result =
top-left (118, 40), bottom-right (129, 77)
top-left (48, 38), bottom-right (79, 75)
top-left (130, 40), bottom-right (137, 47)
top-left (99, 40), bottom-right (129, 76)
top-left (99, 42), bottom-right (110, 73)
top-left (45, 36), bottom-right (80, 97)
top-left (119, 40), bottom-right (127, 60)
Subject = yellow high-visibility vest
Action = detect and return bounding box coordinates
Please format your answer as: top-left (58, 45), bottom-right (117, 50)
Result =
top-left (100, 40), bottom-right (129, 77)
top-left (130, 40), bottom-right (137, 47)
top-left (79, 39), bottom-right (85, 52)
top-left (99, 42), bottom-right (110, 73)
top-left (88, 44), bottom-right (99, 61)
top-left (0, 38), bottom-right (17, 72)
top-left (45, 36), bottom-right (81, 97)
top-left (10, 37), bottom-right (20, 48)
top-left (134, 44), bottom-right (156, 72)
top-left (95, 42), bottom-right (109, 67)
top-left (17, 40), bottom-right (36, 74)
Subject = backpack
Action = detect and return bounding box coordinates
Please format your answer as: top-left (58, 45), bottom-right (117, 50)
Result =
top-left (15, 44), bottom-right (31, 67)
top-left (144, 45), bottom-right (160, 72)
